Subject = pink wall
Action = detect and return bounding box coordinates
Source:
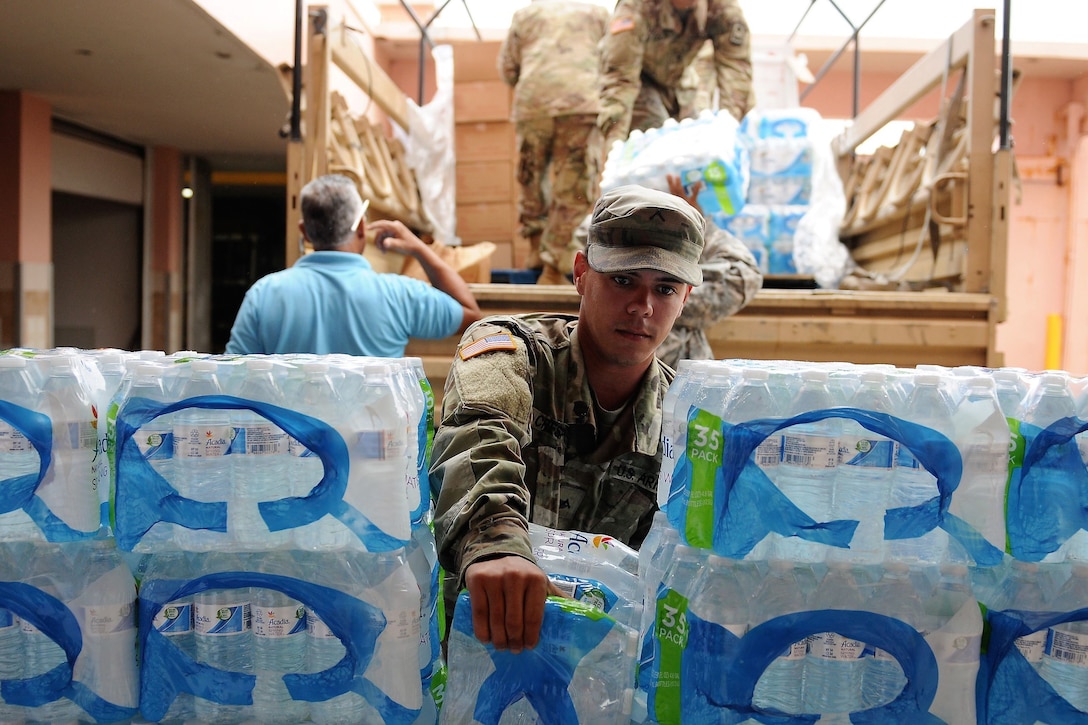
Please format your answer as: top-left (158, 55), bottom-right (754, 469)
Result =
top-left (0, 92), bottom-right (52, 264)
top-left (805, 68), bottom-right (1088, 374)
top-left (801, 69), bottom-right (943, 122)
top-left (998, 75), bottom-right (1086, 374)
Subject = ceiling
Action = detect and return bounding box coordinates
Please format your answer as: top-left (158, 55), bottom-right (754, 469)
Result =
top-left (0, 0), bottom-right (292, 170)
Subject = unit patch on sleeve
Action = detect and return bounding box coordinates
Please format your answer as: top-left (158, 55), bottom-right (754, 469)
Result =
top-left (729, 22), bottom-right (747, 46)
top-left (459, 333), bottom-right (517, 360)
top-left (610, 16), bottom-right (636, 34)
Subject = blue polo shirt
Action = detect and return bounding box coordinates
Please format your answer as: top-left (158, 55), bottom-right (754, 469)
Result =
top-left (225, 251), bottom-right (463, 357)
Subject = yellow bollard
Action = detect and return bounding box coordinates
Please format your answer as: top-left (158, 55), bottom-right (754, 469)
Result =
top-left (1046, 314), bottom-right (1064, 370)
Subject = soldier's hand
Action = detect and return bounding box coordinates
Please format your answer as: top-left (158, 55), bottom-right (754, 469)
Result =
top-left (464, 556), bottom-right (554, 653)
top-left (667, 173), bottom-right (704, 215)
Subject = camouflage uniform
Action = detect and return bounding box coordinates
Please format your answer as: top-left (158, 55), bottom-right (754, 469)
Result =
top-left (499, 1), bottom-right (609, 273)
top-left (657, 222), bottom-right (762, 367)
top-left (598, 0), bottom-right (755, 149)
top-left (572, 215), bottom-right (763, 367)
top-left (431, 313), bottom-right (673, 597)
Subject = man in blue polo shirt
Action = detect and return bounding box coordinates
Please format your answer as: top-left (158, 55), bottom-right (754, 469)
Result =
top-left (225, 174), bottom-right (481, 357)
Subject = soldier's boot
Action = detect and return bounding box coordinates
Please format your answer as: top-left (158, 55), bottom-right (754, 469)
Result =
top-left (536, 264), bottom-right (572, 286)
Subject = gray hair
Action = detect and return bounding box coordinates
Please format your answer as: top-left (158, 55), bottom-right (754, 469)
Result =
top-left (300, 174), bottom-right (367, 250)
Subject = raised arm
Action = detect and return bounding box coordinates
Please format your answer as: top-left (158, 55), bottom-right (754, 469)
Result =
top-left (368, 219), bottom-right (482, 334)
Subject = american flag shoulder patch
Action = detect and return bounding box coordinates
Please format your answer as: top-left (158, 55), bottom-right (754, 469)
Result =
top-left (459, 333), bottom-right (517, 360)
top-left (610, 16), bottom-right (636, 34)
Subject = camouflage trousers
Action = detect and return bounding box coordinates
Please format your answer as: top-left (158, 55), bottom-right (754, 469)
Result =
top-left (515, 114), bottom-right (601, 273)
top-left (630, 76), bottom-right (680, 134)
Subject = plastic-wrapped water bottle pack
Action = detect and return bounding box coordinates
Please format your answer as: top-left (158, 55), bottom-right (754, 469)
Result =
top-left (108, 352), bottom-right (433, 553)
top-left (639, 523), bottom-right (982, 725)
top-left (600, 110), bottom-right (750, 220)
top-left (661, 358), bottom-right (1021, 569)
top-left (0, 540), bottom-right (139, 724)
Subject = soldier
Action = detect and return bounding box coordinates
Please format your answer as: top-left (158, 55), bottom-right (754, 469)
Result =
top-left (656, 174), bottom-right (763, 366)
top-left (597, 0), bottom-right (756, 151)
top-left (431, 185), bottom-right (705, 651)
top-left (574, 175), bottom-right (762, 367)
top-left (499, 0), bottom-right (610, 285)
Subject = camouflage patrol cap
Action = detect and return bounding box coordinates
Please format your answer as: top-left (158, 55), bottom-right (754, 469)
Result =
top-left (586, 184), bottom-right (705, 286)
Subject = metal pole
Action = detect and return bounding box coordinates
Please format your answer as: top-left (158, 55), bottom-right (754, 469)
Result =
top-left (788, 0), bottom-right (818, 43)
top-left (853, 34), bottom-right (860, 118)
top-left (999, 0), bottom-right (1012, 149)
top-left (289, 0), bottom-right (303, 140)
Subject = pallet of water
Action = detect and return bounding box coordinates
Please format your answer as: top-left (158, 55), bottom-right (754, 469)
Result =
top-left (107, 353), bottom-right (432, 553)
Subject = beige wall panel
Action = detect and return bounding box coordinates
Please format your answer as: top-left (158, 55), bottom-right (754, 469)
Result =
top-left (453, 81), bottom-right (510, 123)
top-left (456, 160), bottom-right (513, 203)
top-left (457, 201), bottom-right (516, 242)
top-left (455, 121), bottom-right (515, 162)
top-left (453, 41), bottom-right (504, 83)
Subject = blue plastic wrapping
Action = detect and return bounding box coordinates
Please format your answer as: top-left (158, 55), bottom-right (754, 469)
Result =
top-left (1005, 416), bottom-right (1088, 562)
top-left (666, 406), bottom-right (1004, 567)
top-left (138, 569), bottom-right (420, 724)
top-left (114, 395), bottom-right (408, 553)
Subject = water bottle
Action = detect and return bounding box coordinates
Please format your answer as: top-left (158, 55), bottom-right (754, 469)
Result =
top-left (924, 563), bottom-right (982, 725)
top-left (345, 364), bottom-right (411, 549)
top-left (231, 358), bottom-right (291, 549)
top-left (0, 546), bottom-right (22, 682)
top-left (1040, 563), bottom-right (1088, 711)
top-left (802, 561), bottom-right (866, 716)
top-left (348, 548), bottom-right (423, 720)
top-left (992, 560), bottom-right (1050, 670)
top-left (252, 552), bottom-right (308, 724)
top-left (831, 371), bottom-right (896, 565)
top-left (638, 522), bottom-right (680, 692)
top-left (660, 360), bottom-right (714, 509)
top-left (751, 560), bottom-right (808, 715)
top-left (1020, 374), bottom-right (1086, 562)
top-left (774, 370), bottom-right (840, 564)
top-left (886, 373), bottom-right (955, 565)
top-left (658, 359), bottom-right (696, 510)
top-left (147, 550), bottom-right (197, 723)
top-left (863, 562), bottom-right (925, 708)
top-left (70, 541), bottom-right (139, 711)
top-left (993, 369), bottom-right (1027, 418)
top-left (950, 376), bottom-right (1011, 564)
top-left (20, 543), bottom-right (84, 722)
top-left (288, 362), bottom-right (350, 550)
top-left (38, 355), bottom-right (100, 535)
top-left (173, 360), bottom-right (233, 551)
top-left (307, 606), bottom-right (366, 724)
top-left (193, 553), bottom-right (252, 724)
top-left (122, 363), bottom-right (177, 548)
top-left (0, 356), bottom-right (43, 540)
top-left (391, 361), bottom-right (426, 526)
top-left (651, 546), bottom-right (708, 722)
top-left (687, 554), bottom-right (750, 714)
top-left (722, 367), bottom-right (784, 560)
